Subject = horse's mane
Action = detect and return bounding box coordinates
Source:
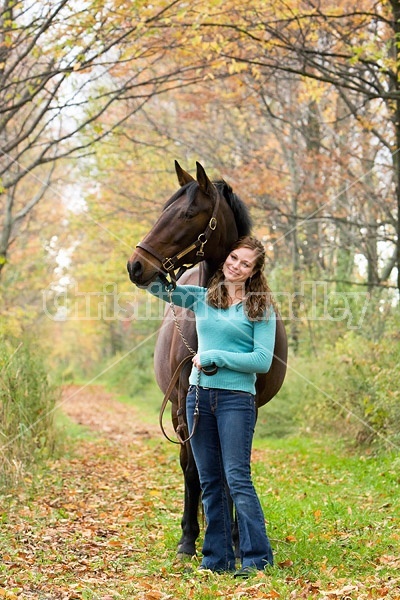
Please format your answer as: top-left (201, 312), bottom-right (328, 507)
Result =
top-left (164, 180), bottom-right (252, 238)
top-left (214, 180), bottom-right (252, 238)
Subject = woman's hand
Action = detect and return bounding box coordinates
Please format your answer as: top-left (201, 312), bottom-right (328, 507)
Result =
top-left (192, 354), bottom-right (202, 370)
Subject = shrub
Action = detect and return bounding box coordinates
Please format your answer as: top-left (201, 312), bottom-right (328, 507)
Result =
top-left (298, 321), bottom-right (400, 448)
top-left (0, 337), bottom-right (59, 487)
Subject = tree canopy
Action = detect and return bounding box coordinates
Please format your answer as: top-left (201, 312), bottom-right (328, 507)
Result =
top-left (1, 0), bottom-right (399, 348)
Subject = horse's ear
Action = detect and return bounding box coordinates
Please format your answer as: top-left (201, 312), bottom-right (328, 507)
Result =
top-left (175, 160), bottom-right (195, 186)
top-left (196, 162), bottom-right (215, 196)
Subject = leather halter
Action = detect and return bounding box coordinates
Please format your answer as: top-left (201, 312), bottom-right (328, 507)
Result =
top-left (136, 189), bottom-right (220, 287)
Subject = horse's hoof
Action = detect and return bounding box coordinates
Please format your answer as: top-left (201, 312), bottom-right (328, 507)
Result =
top-left (177, 542), bottom-right (196, 557)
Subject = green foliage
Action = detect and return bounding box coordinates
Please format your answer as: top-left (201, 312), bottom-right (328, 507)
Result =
top-left (97, 317), bottom-right (163, 422)
top-left (104, 336), bottom-right (157, 399)
top-left (292, 310), bottom-right (400, 448)
top-left (0, 336), bottom-right (59, 488)
top-left (256, 356), bottom-right (304, 439)
top-left (253, 275), bottom-right (400, 448)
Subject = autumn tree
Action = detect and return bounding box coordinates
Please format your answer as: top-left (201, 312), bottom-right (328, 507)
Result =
top-left (187, 0), bottom-right (400, 291)
top-left (0, 0), bottom-right (208, 278)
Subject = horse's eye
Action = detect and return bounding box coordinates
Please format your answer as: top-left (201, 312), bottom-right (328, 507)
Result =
top-left (180, 209), bottom-right (195, 220)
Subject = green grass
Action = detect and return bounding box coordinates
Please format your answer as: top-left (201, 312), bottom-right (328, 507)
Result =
top-left (1, 418), bottom-right (399, 599)
top-left (54, 407), bottom-right (100, 443)
top-left (253, 438), bottom-right (399, 580)
top-left (112, 382), bottom-right (163, 427)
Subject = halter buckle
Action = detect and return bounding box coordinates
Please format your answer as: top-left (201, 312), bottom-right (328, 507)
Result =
top-left (209, 217), bottom-right (217, 230)
top-left (162, 257), bottom-right (175, 272)
top-left (196, 233), bottom-right (207, 257)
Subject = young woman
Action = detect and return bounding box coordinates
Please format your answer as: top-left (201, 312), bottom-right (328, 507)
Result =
top-left (147, 236), bottom-right (276, 577)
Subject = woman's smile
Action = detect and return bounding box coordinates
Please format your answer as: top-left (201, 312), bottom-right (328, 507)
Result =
top-left (223, 247), bottom-right (257, 283)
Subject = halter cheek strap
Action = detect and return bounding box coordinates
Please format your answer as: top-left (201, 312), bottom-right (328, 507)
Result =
top-left (136, 192), bottom-right (220, 287)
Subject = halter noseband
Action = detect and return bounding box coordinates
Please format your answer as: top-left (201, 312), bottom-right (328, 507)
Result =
top-left (136, 191), bottom-right (220, 288)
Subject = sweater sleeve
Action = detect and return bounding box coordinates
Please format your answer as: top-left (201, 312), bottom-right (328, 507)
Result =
top-left (147, 279), bottom-right (203, 310)
top-left (200, 311), bottom-right (276, 374)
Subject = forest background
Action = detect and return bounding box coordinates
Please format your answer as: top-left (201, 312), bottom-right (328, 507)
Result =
top-left (1, 0), bottom-right (400, 485)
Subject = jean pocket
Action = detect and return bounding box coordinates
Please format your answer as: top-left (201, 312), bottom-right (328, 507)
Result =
top-left (187, 385), bottom-right (196, 398)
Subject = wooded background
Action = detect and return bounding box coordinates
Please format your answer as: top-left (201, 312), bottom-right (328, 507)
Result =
top-left (1, 1), bottom-right (399, 460)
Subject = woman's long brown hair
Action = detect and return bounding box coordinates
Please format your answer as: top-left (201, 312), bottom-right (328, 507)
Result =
top-left (207, 236), bottom-right (275, 321)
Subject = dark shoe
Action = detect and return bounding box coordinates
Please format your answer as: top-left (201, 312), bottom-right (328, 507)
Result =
top-left (233, 566), bottom-right (259, 579)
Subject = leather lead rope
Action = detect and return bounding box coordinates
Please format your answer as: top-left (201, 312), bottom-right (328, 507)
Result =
top-left (158, 355), bottom-right (198, 445)
top-left (157, 292), bottom-right (201, 445)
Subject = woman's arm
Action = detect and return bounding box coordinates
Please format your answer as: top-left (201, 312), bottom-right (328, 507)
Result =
top-left (199, 313), bottom-right (276, 374)
top-left (147, 279), bottom-right (204, 310)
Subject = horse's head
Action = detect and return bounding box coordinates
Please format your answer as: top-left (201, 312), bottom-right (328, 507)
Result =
top-left (127, 161), bottom-right (232, 287)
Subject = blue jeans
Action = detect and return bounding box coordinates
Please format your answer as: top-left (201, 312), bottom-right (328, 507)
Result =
top-left (186, 386), bottom-right (274, 572)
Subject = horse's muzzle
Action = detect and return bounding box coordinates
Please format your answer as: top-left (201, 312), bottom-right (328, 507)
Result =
top-left (127, 259), bottom-right (163, 288)
top-left (127, 259), bottom-right (143, 284)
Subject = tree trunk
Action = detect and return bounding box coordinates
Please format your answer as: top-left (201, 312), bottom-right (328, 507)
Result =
top-left (389, 0), bottom-right (400, 296)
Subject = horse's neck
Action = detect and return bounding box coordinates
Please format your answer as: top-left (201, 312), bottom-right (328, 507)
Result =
top-left (198, 261), bottom-right (217, 286)
top-left (198, 203), bottom-right (239, 285)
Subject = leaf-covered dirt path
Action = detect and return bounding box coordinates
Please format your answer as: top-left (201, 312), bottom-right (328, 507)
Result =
top-left (61, 384), bottom-right (162, 443)
top-left (3, 385), bottom-right (286, 600)
top-left (1, 385), bottom-right (400, 600)
top-left (1, 384), bottom-right (182, 600)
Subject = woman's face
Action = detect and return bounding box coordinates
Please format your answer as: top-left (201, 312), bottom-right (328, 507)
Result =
top-left (222, 246), bottom-right (257, 284)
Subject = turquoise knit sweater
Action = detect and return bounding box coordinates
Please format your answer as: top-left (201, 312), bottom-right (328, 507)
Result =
top-left (148, 281), bottom-right (276, 394)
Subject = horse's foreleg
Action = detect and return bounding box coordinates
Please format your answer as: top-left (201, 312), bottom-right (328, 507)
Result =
top-left (226, 483), bottom-right (240, 558)
top-left (177, 443), bottom-right (201, 556)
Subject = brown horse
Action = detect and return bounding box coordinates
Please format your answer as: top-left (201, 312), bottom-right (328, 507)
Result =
top-left (127, 161), bottom-right (287, 556)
